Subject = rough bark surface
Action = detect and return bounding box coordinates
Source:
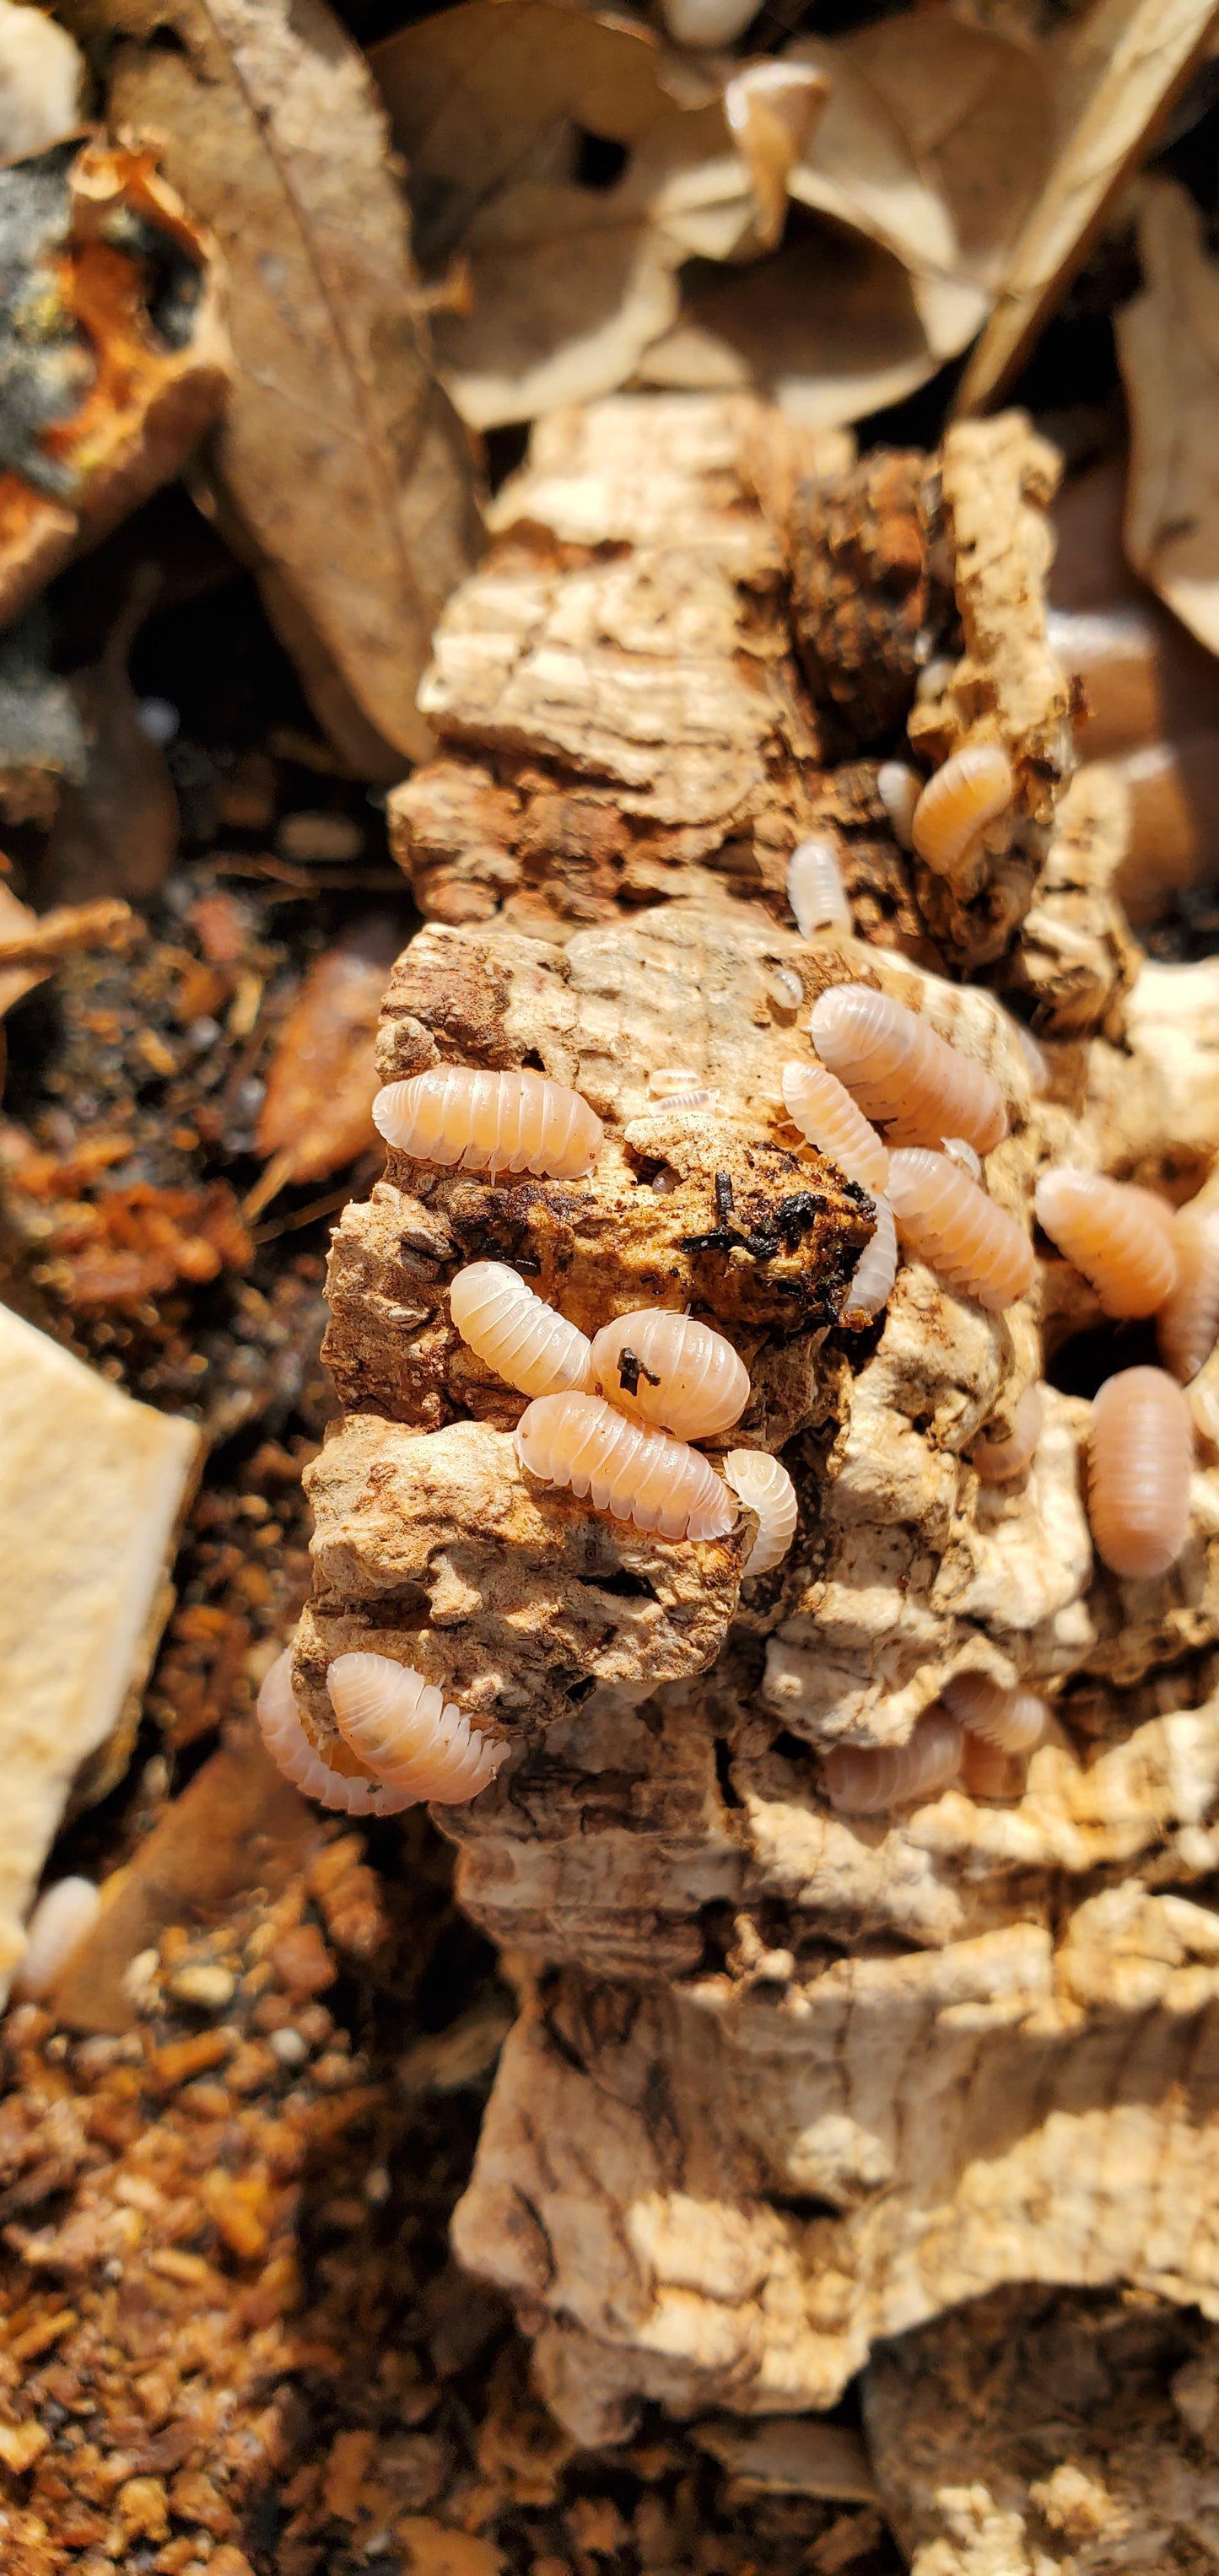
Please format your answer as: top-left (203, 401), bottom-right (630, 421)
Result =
top-left (310, 394), bottom-right (1219, 2477)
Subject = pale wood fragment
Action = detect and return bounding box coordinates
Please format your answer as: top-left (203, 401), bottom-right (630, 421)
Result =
top-left (0, 1307), bottom-right (200, 2002)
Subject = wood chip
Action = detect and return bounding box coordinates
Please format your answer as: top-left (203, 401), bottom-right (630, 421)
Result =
top-left (0, 1308), bottom-right (201, 2007)
top-left (1118, 176), bottom-right (1219, 659)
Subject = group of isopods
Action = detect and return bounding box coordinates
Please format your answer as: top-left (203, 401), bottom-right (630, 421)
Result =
top-left (258, 810), bottom-right (1219, 1829)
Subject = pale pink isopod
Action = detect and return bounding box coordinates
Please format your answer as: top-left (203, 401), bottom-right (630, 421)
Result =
top-left (450, 1261), bottom-right (592, 1398)
top-left (842, 1195), bottom-right (897, 1324)
top-left (821, 1708), bottom-right (962, 1814)
top-left (809, 984), bottom-right (1007, 1156)
top-left (911, 743), bottom-right (1014, 877)
top-left (787, 838), bottom-right (850, 938)
top-left (1157, 1202), bottom-right (1219, 1383)
top-left (971, 1382), bottom-right (1044, 1483)
top-left (876, 760), bottom-right (920, 851)
top-left (721, 1449), bottom-right (798, 1575)
top-left (327, 1653), bottom-right (504, 1804)
top-left (1034, 1167), bottom-right (1177, 1318)
top-left (780, 1059), bottom-right (889, 1194)
top-left (515, 1391), bottom-right (735, 1540)
top-left (1088, 1366), bottom-right (1194, 1580)
top-left (13, 1877), bottom-right (102, 2002)
top-left (941, 1671), bottom-right (1047, 1754)
top-left (373, 1067), bottom-right (603, 1178)
top-left (257, 1648), bottom-right (411, 1815)
top-left (887, 1148), bottom-right (1035, 1311)
top-left (590, 1308), bottom-right (749, 1439)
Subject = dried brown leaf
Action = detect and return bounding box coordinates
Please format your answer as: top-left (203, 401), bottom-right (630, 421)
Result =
top-left (1117, 176), bottom-right (1219, 660)
top-left (724, 62), bottom-right (828, 254)
top-left (637, 223), bottom-right (945, 428)
top-left (786, 7), bottom-right (1049, 358)
top-left (70, 0), bottom-right (483, 773)
top-left (251, 913), bottom-right (399, 1210)
top-left (372, 0), bottom-right (765, 429)
top-left (957, 0), bottom-right (1219, 412)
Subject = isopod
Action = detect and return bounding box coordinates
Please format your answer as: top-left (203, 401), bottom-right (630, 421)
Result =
top-left (809, 984), bottom-right (1007, 1155)
top-left (876, 760), bottom-right (920, 851)
top-left (590, 1309), bottom-right (750, 1439)
top-left (373, 1067), bottom-right (603, 1178)
top-left (327, 1653), bottom-right (504, 1804)
top-left (887, 1148), bottom-right (1035, 1311)
top-left (13, 1877), bottom-right (101, 2002)
top-left (780, 1060), bottom-right (889, 1194)
top-left (1157, 1202), bottom-right (1219, 1382)
top-left (450, 1261), bottom-right (592, 1398)
top-left (941, 1671), bottom-right (1047, 1754)
top-left (1033, 1167), bottom-right (1178, 1318)
top-left (721, 1449), bottom-right (798, 1574)
top-left (1088, 1366), bottom-right (1194, 1580)
top-left (646, 1088), bottom-right (715, 1111)
top-left (821, 1708), bottom-right (962, 1814)
top-left (911, 743), bottom-right (1014, 877)
top-left (787, 838), bottom-right (850, 938)
top-left (971, 1382), bottom-right (1044, 1483)
top-left (843, 1195), bottom-right (897, 1324)
top-left (515, 1391), bottom-right (736, 1541)
top-left (257, 1647), bottom-right (410, 1814)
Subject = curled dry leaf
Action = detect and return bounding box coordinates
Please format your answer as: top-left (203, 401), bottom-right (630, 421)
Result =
top-left (250, 914), bottom-right (400, 1214)
top-left (0, 137), bottom-right (231, 632)
top-left (1117, 178), bottom-right (1219, 661)
top-left (76, 0), bottom-right (483, 774)
top-left (957, 0), bottom-right (1219, 412)
top-left (372, 0), bottom-right (795, 429)
top-left (645, 8), bottom-right (1049, 430)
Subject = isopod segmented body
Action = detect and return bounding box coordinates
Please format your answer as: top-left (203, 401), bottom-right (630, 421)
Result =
top-left (13, 1877), bottom-right (102, 2002)
top-left (911, 743), bottom-right (1014, 877)
top-left (257, 1648), bottom-right (409, 1815)
top-left (780, 1060), bottom-right (889, 1194)
top-left (961, 1733), bottom-right (1026, 1801)
top-left (942, 1135), bottom-right (982, 1181)
top-left (327, 1653), bottom-right (503, 1803)
top-left (450, 1262), bottom-right (591, 1398)
top-left (787, 838), bottom-right (850, 937)
top-left (1157, 1202), bottom-right (1219, 1382)
top-left (941, 1671), bottom-right (1047, 1754)
top-left (887, 1148), bottom-right (1035, 1311)
top-left (721, 1449), bottom-right (797, 1574)
top-left (1034, 1167), bottom-right (1177, 1318)
top-left (373, 1067), bottom-right (603, 1178)
top-left (590, 1308), bottom-right (749, 1439)
top-left (843, 1195), bottom-right (897, 1324)
top-left (809, 984), bottom-right (1007, 1156)
top-left (515, 1391), bottom-right (735, 1540)
top-left (971, 1382), bottom-right (1044, 1483)
top-left (1088, 1366), bottom-right (1194, 1580)
top-left (821, 1708), bottom-right (962, 1814)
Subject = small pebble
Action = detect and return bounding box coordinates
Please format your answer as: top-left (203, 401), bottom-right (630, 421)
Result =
top-left (269, 2026), bottom-right (309, 2068)
top-left (168, 1963), bottom-right (237, 2012)
top-left (138, 696), bottom-right (180, 746)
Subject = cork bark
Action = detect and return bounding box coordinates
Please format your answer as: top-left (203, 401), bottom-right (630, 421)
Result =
top-left (307, 394), bottom-right (1219, 2514)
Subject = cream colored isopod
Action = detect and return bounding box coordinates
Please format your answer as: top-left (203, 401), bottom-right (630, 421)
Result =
top-left (373, 1066), bottom-right (603, 1178)
top-left (590, 1309), bottom-right (750, 1439)
top-left (450, 1262), bottom-right (592, 1398)
top-left (721, 1450), bottom-right (797, 1574)
top-left (515, 1392), bottom-right (735, 1540)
